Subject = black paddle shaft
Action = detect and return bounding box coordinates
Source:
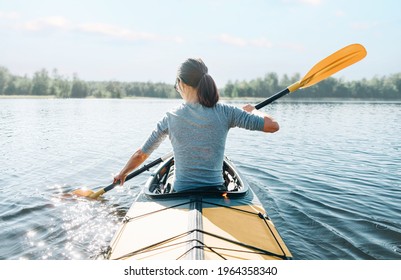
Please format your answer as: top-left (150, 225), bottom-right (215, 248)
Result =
top-left (103, 157), bottom-right (163, 192)
top-left (255, 88), bottom-right (290, 110)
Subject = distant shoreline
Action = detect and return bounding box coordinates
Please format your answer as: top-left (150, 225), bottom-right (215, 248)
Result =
top-left (1, 95), bottom-right (400, 104)
top-left (0, 95), bottom-right (55, 99)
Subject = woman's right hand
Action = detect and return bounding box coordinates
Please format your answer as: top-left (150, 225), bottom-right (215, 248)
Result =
top-left (111, 149), bottom-right (150, 186)
top-left (113, 172), bottom-right (127, 186)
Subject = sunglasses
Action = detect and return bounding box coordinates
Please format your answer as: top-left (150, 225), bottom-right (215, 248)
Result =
top-left (174, 78), bottom-right (181, 93)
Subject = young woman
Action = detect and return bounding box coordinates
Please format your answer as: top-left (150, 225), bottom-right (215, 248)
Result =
top-left (113, 58), bottom-right (279, 192)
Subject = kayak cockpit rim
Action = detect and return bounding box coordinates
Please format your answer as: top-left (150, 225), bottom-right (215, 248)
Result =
top-left (144, 155), bottom-right (249, 199)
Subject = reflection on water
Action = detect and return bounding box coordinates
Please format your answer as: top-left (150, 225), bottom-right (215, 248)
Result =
top-left (0, 99), bottom-right (400, 259)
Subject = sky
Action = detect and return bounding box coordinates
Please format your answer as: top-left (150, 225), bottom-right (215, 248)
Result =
top-left (1, 0), bottom-right (400, 86)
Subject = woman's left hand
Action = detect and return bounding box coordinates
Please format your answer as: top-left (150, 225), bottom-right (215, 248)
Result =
top-left (242, 104), bottom-right (255, 113)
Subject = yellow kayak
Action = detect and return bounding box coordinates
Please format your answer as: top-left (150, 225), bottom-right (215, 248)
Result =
top-left (103, 155), bottom-right (292, 260)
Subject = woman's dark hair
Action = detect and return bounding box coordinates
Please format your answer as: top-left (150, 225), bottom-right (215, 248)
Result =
top-left (177, 58), bottom-right (219, 107)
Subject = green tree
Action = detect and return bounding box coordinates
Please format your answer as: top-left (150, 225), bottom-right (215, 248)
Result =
top-left (0, 66), bottom-right (10, 95)
top-left (105, 81), bottom-right (124, 98)
top-left (32, 69), bottom-right (50, 95)
top-left (71, 74), bottom-right (89, 98)
top-left (264, 72), bottom-right (280, 95)
top-left (222, 80), bottom-right (234, 97)
top-left (50, 69), bottom-right (71, 98)
top-left (15, 75), bottom-right (32, 95)
top-left (4, 77), bottom-right (17, 95)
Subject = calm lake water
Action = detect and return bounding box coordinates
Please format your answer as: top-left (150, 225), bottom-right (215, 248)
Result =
top-left (0, 98), bottom-right (400, 260)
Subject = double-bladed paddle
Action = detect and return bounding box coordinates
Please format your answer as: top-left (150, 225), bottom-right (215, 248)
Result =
top-left (72, 44), bottom-right (366, 199)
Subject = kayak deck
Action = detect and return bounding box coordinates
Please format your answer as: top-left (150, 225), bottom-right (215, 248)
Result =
top-left (103, 156), bottom-right (292, 260)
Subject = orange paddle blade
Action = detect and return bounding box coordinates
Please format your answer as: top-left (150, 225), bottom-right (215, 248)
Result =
top-left (300, 44), bottom-right (367, 89)
top-left (72, 189), bottom-right (95, 197)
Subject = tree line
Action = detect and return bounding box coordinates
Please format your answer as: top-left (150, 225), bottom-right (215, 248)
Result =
top-left (0, 67), bottom-right (178, 99)
top-left (0, 66), bottom-right (400, 99)
top-left (222, 72), bottom-right (401, 100)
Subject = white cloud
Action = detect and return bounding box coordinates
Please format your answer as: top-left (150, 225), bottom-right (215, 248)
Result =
top-left (13, 15), bottom-right (183, 43)
top-left (78, 23), bottom-right (156, 41)
top-left (251, 38), bottom-right (273, 48)
top-left (19, 16), bottom-right (71, 31)
top-left (219, 34), bottom-right (273, 48)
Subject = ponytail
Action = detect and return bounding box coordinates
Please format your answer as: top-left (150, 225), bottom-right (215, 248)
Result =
top-left (197, 74), bottom-right (219, 107)
top-left (177, 58), bottom-right (219, 107)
